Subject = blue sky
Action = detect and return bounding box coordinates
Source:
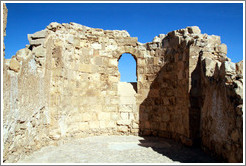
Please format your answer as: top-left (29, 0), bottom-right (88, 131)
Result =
top-left (3, 3), bottom-right (244, 82)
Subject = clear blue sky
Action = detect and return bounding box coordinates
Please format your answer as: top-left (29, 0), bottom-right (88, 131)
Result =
top-left (4, 3), bottom-right (243, 82)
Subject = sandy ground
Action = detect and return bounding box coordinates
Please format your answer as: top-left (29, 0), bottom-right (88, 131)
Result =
top-left (17, 135), bottom-right (220, 164)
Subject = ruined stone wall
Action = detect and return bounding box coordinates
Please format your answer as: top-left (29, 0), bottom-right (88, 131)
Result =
top-left (3, 31), bottom-right (56, 162)
top-left (3, 19), bottom-right (243, 163)
top-left (188, 40), bottom-right (243, 162)
top-left (199, 60), bottom-right (243, 162)
top-left (3, 3), bottom-right (7, 57)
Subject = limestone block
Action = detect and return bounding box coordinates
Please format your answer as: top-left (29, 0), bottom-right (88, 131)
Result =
top-left (120, 112), bottom-right (129, 120)
top-left (99, 121), bottom-right (107, 129)
top-left (106, 105), bottom-right (118, 112)
top-left (91, 42), bottom-right (102, 49)
top-left (9, 58), bottom-right (21, 72)
top-left (89, 121), bottom-right (100, 129)
top-left (216, 43), bottom-right (227, 54)
top-left (111, 112), bottom-right (118, 121)
top-left (93, 57), bottom-right (103, 66)
top-left (224, 61), bottom-right (236, 75)
top-left (138, 59), bottom-right (145, 67)
top-left (152, 36), bottom-right (161, 42)
top-left (82, 113), bottom-right (91, 122)
top-left (106, 45), bottom-right (118, 51)
top-left (78, 122), bottom-right (89, 131)
top-left (148, 43), bottom-right (158, 50)
top-left (169, 36), bottom-right (181, 46)
top-left (132, 122), bottom-right (139, 129)
top-left (78, 64), bottom-right (92, 73)
top-left (107, 121), bottom-right (116, 128)
top-left (16, 48), bottom-right (31, 61)
top-left (108, 76), bottom-right (119, 83)
top-left (207, 35), bottom-right (221, 46)
top-left (28, 38), bottom-right (45, 46)
top-left (234, 80), bottom-right (243, 99)
top-left (46, 22), bottom-right (61, 31)
top-left (118, 126), bottom-right (128, 132)
top-left (119, 104), bottom-right (133, 112)
top-left (162, 114), bottom-right (170, 122)
top-left (98, 112), bottom-right (111, 121)
top-left (203, 57), bottom-right (217, 77)
top-left (231, 129), bottom-right (239, 142)
top-left (187, 26), bottom-right (201, 34)
top-left (108, 59), bottom-right (118, 67)
top-left (29, 29), bottom-right (47, 39)
top-left (117, 37), bottom-right (138, 46)
top-left (74, 37), bottom-right (80, 48)
top-left (119, 96), bottom-right (136, 104)
top-left (145, 121), bottom-right (150, 129)
top-left (117, 120), bottom-right (131, 126)
top-left (236, 60), bottom-right (243, 75)
top-left (33, 46), bottom-right (46, 58)
top-left (129, 113), bottom-right (135, 120)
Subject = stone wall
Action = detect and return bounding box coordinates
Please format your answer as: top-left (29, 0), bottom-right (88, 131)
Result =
top-left (3, 19), bottom-right (243, 162)
top-left (200, 59), bottom-right (243, 162)
top-left (3, 3), bottom-right (7, 57)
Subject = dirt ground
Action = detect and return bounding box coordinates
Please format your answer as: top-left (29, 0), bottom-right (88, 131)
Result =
top-left (17, 135), bottom-right (221, 163)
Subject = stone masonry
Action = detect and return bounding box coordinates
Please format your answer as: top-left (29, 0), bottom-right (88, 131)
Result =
top-left (2, 4), bottom-right (243, 163)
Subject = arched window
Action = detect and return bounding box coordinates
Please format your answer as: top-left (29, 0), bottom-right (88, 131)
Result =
top-left (118, 53), bottom-right (137, 82)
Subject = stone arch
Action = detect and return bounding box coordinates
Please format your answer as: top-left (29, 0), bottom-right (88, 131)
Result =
top-left (117, 52), bottom-right (138, 93)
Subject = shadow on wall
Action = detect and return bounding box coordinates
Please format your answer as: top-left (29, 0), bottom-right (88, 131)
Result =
top-left (129, 82), bottom-right (137, 93)
top-left (138, 47), bottom-right (190, 142)
top-left (189, 53), bottom-right (204, 147)
top-left (137, 136), bottom-right (222, 163)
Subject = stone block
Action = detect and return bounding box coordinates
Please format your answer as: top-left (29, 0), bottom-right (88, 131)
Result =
top-left (231, 130), bottom-right (239, 142)
top-left (111, 112), bottom-right (118, 121)
top-left (119, 96), bottom-right (136, 104)
top-left (187, 26), bottom-right (201, 34)
top-left (9, 58), bottom-right (21, 72)
top-left (78, 122), bottom-right (89, 131)
top-left (91, 42), bottom-right (102, 49)
top-left (78, 64), bottom-right (92, 73)
top-left (82, 113), bottom-right (91, 121)
top-left (99, 121), bottom-right (107, 129)
top-left (74, 37), bottom-right (80, 48)
top-left (108, 76), bottom-right (119, 83)
top-left (33, 46), bottom-right (46, 58)
top-left (224, 61), bottom-right (236, 75)
top-left (119, 104), bottom-right (133, 112)
top-left (107, 121), bottom-right (116, 128)
top-left (108, 58), bottom-right (118, 67)
top-left (89, 121), bottom-right (99, 129)
top-left (145, 121), bottom-right (150, 129)
top-left (118, 126), bottom-right (128, 132)
top-left (29, 38), bottom-right (45, 46)
top-left (120, 112), bottom-right (129, 120)
top-left (132, 122), bottom-right (139, 129)
top-left (98, 112), bottom-right (111, 121)
top-left (117, 120), bottom-right (131, 125)
top-left (93, 57), bottom-right (103, 66)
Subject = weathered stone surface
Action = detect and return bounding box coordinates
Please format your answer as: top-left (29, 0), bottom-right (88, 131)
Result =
top-left (3, 3), bottom-right (8, 57)
top-left (9, 58), bottom-right (21, 72)
top-left (187, 26), bottom-right (201, 34)
top-left (3, 17), bottom-right (243, 164)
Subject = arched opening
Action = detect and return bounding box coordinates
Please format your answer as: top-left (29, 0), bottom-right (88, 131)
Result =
top-left (118, 53), bottom-right (137, 92)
